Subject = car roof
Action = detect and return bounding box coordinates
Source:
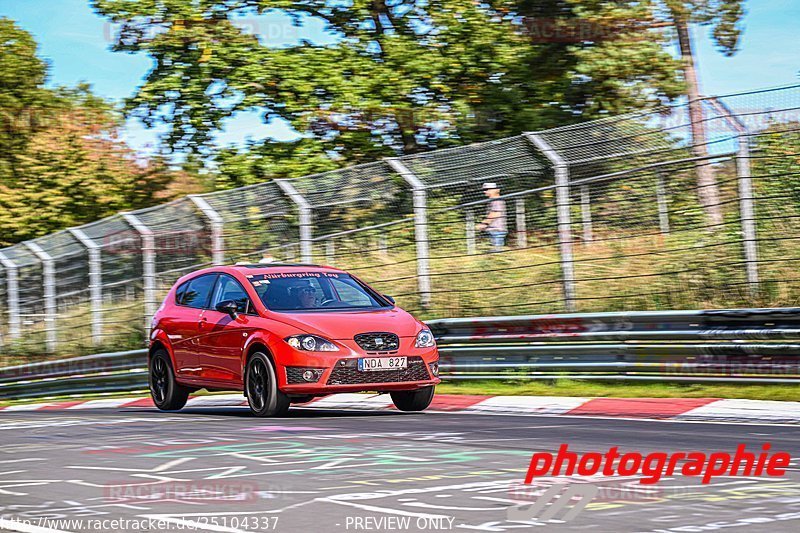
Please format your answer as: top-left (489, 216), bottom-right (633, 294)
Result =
top-left (174, 263), bottom-right (349, 287)
top-left (229, 262), bottom-right (345, 274)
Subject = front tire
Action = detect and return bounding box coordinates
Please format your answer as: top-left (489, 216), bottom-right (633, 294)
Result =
top-left (391, 386), bottom-right (435, 412)
top-left (149, 349), bottom-right (190, 411)
top-left (246, 352), bottom-right (290, 417)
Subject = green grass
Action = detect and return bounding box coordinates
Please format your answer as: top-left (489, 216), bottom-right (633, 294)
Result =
top-left (436, 379), bottom-right (800, 402)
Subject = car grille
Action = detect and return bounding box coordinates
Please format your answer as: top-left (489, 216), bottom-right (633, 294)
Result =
top-left (326, 356), bottom-right (430, 385)
top-left (354, 332), bottom-right (400, 353)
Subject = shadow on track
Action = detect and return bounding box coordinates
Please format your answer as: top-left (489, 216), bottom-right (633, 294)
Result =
top-left (123, 406), bottom-right (415, 418)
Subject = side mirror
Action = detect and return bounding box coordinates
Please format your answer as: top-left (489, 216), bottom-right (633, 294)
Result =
top-left (215, 300), bottom-right (239, 318)
top-left (383, 294), bottom-right (395, 305)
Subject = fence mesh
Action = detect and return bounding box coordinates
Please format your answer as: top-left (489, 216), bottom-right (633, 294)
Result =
top-left (2, 84), bottom-right (800, 361)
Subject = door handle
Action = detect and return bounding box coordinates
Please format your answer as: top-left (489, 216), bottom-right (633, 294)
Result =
top-left (199, 317), bottom-right (208, 329)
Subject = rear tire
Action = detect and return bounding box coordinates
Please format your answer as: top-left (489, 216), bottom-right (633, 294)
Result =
top-left (246, 352), bottom-right (290, 417)
top-left (149, 349), bottom-right (190, 411)
top-left (391, 386), bottom-right (435, 412)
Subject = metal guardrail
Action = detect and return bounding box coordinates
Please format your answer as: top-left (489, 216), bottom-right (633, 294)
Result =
top-left (2, 308), bottom-right (800, 400)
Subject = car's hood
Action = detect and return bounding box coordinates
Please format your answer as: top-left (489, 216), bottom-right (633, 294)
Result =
top-left (270, 308), bottom-right (422, 339)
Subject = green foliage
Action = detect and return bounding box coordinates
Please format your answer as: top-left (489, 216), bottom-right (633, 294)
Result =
top-left (0, 20), bottom-right (199, 246)
top-left (92, 0), bottom-right (687, 176)
top-left (659, 0), bottom-right (745, 55)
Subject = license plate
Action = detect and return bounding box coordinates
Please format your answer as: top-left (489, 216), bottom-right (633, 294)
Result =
top-left (358, 357), bottom-right (407, 372)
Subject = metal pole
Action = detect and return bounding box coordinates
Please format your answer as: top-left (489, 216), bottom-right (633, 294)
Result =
top-left (580, 185), bottom-right (593, 243)
top-left (326, 240), bottom-right (335, 265)
top-left (707, 97), bottom-right (759, 294)
top-left (122, 213), bottom-right (157, 342)
top-left (68, 228), bottom-right (103, 345)
top-left (386, 158), bottom-right (432, 309)
top-left (24, 242), bottom-right (56, 352)
top-left (275, 179), bottom-right (313, 263)
top-left (525, 133), bottom-right (576, 311)
top-left (656, 172), bottom-right (670, 234)
top-left (515, 199), bottom-right (527, 247)
top-left (188, 195), bottom-right (225, 265)
top-left (0, 252), bottom-right (21, 339)
top-left (378, 234), bottom-right (388, 257)
top-left (466, 209), bottom-right (476, 255)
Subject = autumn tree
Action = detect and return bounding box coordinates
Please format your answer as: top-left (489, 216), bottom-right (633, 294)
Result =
top-left (0, 19), bottom-right (197, 246)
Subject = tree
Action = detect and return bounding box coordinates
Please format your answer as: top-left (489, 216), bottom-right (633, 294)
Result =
top-left (656, 1), bottom-right (746, 226)
top-left (92, 0), bottom-right (685, 175)
top-left (0, 17), bottom-right (52, 177)
top-left (0, 20), bottom-right (200, 246)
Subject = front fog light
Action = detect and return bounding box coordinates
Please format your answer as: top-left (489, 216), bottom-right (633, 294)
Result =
top-left (302, 370), bottom-right (318, 382)
top-left (429, 362), bottom-right (439, 377)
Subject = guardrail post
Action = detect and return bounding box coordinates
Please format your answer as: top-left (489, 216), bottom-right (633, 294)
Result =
top-left (0, 252), bottom-right (21, 340)
top-left (188, 195), bottom-right (225, 265)
top-left (68, 228), bottom-right (103, 345)
top-left (707, 97), bottom-right (759, 295)
top-left (23, 242), bottom-right (56, 352)
top-left (580, 185), bottom-right (593, 243)
top-left (466, 209), bottom-right (476, 254)
top-left (386, 158), bottom-right (432, 309)
top-left (515, 199), bottom-right (527, 247)
top-left (122, 213), bottom-right (157, 342)
top-left (274, 180), bottom-right (313, 263)
top-left (656, 172), bottom-right (671, 234)
top-left (525, 133), bottom-right (576, 311)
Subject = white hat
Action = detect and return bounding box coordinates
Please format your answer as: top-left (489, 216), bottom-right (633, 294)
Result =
top-left (482, 182), bottom-right (498, 190)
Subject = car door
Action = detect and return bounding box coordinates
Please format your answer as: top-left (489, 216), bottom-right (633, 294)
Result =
top-left (169, 273), bottom-right (218, 378)
top-left (195, 274), bottom-right (255, 384)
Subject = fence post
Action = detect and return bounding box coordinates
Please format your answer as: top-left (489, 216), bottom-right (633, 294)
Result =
top-left (580, 185), bottom-right (593, 243)
top-left (68, 228), bottom-right (103, 345)
top-left (275, 180), bottom-right (313, 263)
top-left (188, 195), bottom-right (225, 265)
top-left (386, 158), bottom-right (432, 309)
top-left (326, 240), bottom-right (335, 265)
top-left (515, 199), bottom-right (527, 247)
top-left (656, 172), bottom-right (671, 234)
top-left (707, 97), bottom-right (759, 295)
top-left (122, 213), bottom-right (157, 342)
top-left (0, 252), bottom-right (21, 340)
top-left (23, 242), bottom-right (56, 352)
top-left (466, 209), bottom-right (476, 254)
top-left (525, 133), bottom-right (576, 311)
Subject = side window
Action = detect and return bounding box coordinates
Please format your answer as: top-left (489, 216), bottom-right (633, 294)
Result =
top-left (330, 278), bottom-right (373, 306)
top-left (175, 281), bottom-right (189, 305)
top-left (211, 274), bottom-right (253, 314)
top-left (182, 274), bottom-right (218, 309)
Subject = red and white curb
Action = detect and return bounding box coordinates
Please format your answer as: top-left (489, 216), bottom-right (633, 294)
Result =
top-left (2, 394), bottom-right (799, 424)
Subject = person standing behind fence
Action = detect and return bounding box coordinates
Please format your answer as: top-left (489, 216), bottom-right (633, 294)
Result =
top-left (476, 182), bottom-right (507, 252)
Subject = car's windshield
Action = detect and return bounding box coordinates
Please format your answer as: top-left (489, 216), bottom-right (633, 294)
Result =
top-left (247, 271), bottom-right (388, 312)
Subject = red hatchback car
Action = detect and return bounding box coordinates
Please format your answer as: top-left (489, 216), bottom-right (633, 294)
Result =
top-left (148, 263), bottom-right (440, 416)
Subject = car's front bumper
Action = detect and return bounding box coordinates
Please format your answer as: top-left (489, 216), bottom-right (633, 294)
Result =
top-left (277, 345), bottom-right (440, 395)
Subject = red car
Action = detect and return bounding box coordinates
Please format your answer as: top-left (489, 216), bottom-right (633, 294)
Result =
top-left (148, 263), bottom-right (440, 416)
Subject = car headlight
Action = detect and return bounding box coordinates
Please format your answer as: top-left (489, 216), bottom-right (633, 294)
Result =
top-left (285, 334), bottom-right (339, 352)
top-left (415, 329), bottom-right (436, 348)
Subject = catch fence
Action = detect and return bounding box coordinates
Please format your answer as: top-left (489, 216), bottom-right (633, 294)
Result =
top-left (1, 84), bottom-right (800, 358)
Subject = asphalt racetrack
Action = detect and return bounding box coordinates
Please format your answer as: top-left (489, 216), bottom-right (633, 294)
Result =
top-left (1, 405), bottom-right (799, 532)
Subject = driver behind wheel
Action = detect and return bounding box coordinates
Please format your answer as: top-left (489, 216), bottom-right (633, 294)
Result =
top-left (288, 280), bottom-right (318, 309)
